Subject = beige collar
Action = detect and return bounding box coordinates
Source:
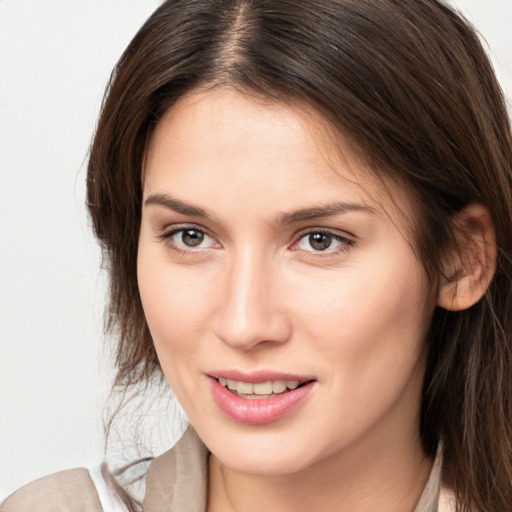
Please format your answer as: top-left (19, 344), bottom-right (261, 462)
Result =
top-left (144, 427), bottom-right (445, 512)
top-left (144, 428), bottom-right (208, 512)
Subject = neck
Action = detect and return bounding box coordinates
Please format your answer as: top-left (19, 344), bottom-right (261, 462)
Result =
top-left (207, 426), bottom-right (433, 512)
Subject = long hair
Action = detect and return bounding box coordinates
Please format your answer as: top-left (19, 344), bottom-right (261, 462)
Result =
top-left (87, 1), bottom-right (512, 510)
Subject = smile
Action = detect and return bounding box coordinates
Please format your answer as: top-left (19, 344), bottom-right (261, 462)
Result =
top-left (218, 378), bottom-right (302, 398)
top-left (209, 373), bottom-right (316, 424)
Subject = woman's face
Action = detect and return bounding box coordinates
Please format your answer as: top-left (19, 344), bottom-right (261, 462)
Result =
top-left (138, 88), bottom-right (432, 475)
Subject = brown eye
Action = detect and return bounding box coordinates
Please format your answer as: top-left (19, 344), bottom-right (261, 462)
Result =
top-left (180, 229), bottom-right (205, 247)
top-left (161, 226), bottom-right (217, 253)
top-left (308, 233), bottom-right (333, 251)
top-left (295, 231), bottom-right (351, 254)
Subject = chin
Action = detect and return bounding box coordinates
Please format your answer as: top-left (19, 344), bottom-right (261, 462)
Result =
top-left (196, 420), bottom-right (328, 476)
top-left (216, 444), bottom-right (317, 476)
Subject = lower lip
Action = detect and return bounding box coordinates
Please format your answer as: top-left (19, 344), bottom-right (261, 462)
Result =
top-left (209, 378), bottom-right (314, 425)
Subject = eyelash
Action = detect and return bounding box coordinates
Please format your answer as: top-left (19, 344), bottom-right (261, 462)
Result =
top-left (157, 224), bottom-right (218, 256)
top-left (291, 228), bottom-right (354, 257)
top-left (157, 224), bottom-right (355, 258)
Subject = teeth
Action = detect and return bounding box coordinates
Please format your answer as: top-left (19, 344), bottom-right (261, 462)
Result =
top-left (237, 381), bottom-right (253, 394)
top-left (272, 381), bottom-right (287, 393)
top-left (218, 379), bottom-right (303, 395)
top-left (253, 382), bottom-right (273, 395)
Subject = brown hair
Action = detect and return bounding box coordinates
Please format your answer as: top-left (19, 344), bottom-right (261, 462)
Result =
top-left (87, 1), bottom-right (512, 510)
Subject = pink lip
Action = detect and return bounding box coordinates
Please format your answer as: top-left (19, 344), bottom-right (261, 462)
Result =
top-left (208, 369), bottom-right (314, 383)
top-left (208, 373), bottom-right (315, 425)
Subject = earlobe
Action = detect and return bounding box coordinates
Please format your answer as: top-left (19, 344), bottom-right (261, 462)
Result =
top-left (437, 204), bottom-right (496, 311)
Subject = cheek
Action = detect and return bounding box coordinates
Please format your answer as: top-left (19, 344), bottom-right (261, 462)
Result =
top-left (288, 246), bottom-right (429, 400)
top-left (137, 242), bottom-right (213, 372)
top-left (292, 251), bottom-right (427, 342)
top-left (299, 256), bottom-right (429, 444)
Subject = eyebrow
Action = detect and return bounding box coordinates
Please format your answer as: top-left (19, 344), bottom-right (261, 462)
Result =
top-left (144, 194), bottom-right (213, 218)
top-left (144, 193), bottom-right (377, 224)
top-left (275, 202), bottom-right (378, 224)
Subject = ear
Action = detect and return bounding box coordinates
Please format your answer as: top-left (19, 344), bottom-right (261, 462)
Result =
top-left (437, 204), bottom-right (496, 311)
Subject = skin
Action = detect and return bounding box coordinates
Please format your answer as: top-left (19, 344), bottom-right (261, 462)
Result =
top-left (138, 88), bottom-right (435, 512)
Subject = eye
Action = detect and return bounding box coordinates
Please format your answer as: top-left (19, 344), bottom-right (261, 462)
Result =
top-left (160, 226), bottom-right (218, 252)
top-left (178, 228), bottom-right (206, 247)
top-left (295, 231), bottom-right (352, 253)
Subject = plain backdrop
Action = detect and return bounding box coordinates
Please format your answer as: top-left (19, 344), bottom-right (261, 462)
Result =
top-left (0, 0), bottom-right (511, 500)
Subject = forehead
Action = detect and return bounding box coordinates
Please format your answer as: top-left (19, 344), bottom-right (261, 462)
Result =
top-left (144, 87), bottom-right (415, 228)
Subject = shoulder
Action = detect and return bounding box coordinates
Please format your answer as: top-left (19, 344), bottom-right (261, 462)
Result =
top-left (1, 468), bottom-right (103, 512)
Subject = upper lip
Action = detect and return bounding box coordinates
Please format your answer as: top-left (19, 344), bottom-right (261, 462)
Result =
top-left (208, 370), bottom-right (316, 383)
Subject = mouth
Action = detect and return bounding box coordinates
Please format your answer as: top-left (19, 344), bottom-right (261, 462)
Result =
top-left (208, 372), bottom-right (316, 424)
top-left (217, 377), bottom-right (309, 399)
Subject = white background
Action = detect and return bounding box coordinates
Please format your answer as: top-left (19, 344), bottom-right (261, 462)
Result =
top-left (1, 0), bottom-right (511, 500)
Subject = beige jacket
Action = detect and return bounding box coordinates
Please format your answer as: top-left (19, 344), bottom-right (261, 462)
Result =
top-left (1, 428), bottom-right (453, 512)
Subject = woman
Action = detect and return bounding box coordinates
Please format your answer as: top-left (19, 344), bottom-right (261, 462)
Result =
top-left (3, 0), bottom-right (511, 511)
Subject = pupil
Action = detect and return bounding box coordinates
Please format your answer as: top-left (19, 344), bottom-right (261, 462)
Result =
top-left (182, 230), bottom-right (204, 247)
top-left (310, 233), bottom-right (332, 250)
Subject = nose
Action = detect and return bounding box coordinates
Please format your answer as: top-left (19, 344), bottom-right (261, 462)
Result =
top-left (213, 249), bottom-right (292, 350)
